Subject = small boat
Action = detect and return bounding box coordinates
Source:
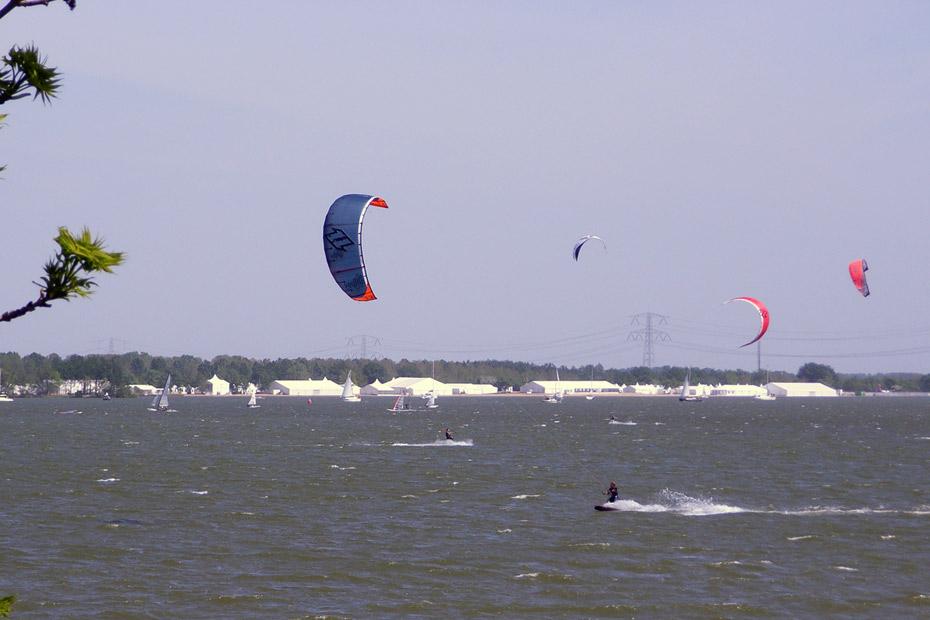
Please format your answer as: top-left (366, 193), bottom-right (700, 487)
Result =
top-left (0, 369), bottom-right (12, 402)
top-left (341, 372), bottom-right (361, 402)
top-left (423, 361), bottom-right (439, 409)
top-left (246, 391), bottom-right (260, 408)
top-left (102, 392), bottom-right (111, 401)
top-left (388, 394), bottom-right (412, 412)
top-left (679, 369), bottom-right (702, 402)
top-left (148, 374), bottom-right (172, 412)
top-left (755, 393), bottom-right (775, 401)
top-left (543, 369), bottom-right (563, 404)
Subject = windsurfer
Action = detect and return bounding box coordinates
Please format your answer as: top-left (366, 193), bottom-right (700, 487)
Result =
top-left (604, 482), bottom-right (618, 503)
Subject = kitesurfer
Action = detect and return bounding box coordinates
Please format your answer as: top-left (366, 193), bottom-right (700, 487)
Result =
top-left (445, 428), bottom-right (454, 440)
top-left (604, 482), bottom-right (618, 503)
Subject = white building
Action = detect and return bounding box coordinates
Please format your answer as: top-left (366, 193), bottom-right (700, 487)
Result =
top-left (766, 382), bottom-right (838, 397)
top-left (268, 377), bottom-right (342, 396)
top-left (374, 377), bottom-right (462, 397)
top-left (362, 377), bottom-right (499, 396)
top-left (622, 383), bottom-right (666, 395)
top-left (445, 383), bottom-right (499, 395)
top-left (520, 380), bottom-right (620, 395)
top-left (383, 377), bottom-right (440, 396)
top-left (130, 383), bottom-right (158, 396)
top-left (206, 374), bottom-right (231, 395)
top-left (709, 384), bottom-right (769, 397)
top-left (360, 378), bottom-right (392, 396)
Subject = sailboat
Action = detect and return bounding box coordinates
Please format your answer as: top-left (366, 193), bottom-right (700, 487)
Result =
top-left (679, 369), bottom-right (702, 402)
top-left (423, 361), bottom-right (439, 409)
top-left (585, 368), bottom-right (596, 400)
top-left (148, 374), bottom-right (173, 411)
top-left (246, 390), bottom-right (261, 408)
top-left (543, 369), bottom-right (563, 403)
top-left (341, 372), bottom-right (361, 402)
top-left (388, 393), bottom-right (411, 412)
top-left (0, 369), bottom-right (12, 402)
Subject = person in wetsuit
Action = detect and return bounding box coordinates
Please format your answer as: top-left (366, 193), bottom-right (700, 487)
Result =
top-left (445, 428), bottom-right (454, 440)
top-left (605, 482), bottom-right (618, 503)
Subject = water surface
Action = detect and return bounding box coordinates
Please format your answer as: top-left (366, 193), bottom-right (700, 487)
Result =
top-left (2, 395), bottom-right (929, 618)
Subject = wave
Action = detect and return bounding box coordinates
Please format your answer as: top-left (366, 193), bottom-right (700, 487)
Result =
top-left (781, 506), bottom-right (930, 516)
top-left (598, 489), bottom-right (745, 516)
top-left (608, 420), bottom-right (636, 425)
top-left (599, 490), bottom-right (930, 517)
top-left (391, 439), bottom-right (474, 447)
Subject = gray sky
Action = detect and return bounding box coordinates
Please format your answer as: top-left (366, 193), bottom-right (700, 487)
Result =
top-left (3, 1), bottom-right (929, 374)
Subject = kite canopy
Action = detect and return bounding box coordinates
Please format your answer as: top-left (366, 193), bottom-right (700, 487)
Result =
top-left (724, 297), bottom-right (769, 348)
top-left (323, 194), bottom-right (388, 301)
top-left (572, 235), bottom-right (606, 261)
top-left (849, 259), bottom-right (870, 297)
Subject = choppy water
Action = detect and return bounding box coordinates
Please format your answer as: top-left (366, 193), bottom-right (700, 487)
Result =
top-left (2, 395), bottom-right (929, 618)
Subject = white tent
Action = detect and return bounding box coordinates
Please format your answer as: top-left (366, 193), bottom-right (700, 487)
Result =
top-left (206, 374), bottom-right (230, 395)
top-left (766, 382), bottom-right (838, 397)
top-left (268, 377), bottom-right (342, 396)
top-left (709, 384), bottom-right (768, 397)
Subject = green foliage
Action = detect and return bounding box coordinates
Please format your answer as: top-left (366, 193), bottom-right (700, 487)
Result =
top-left (41, 227), bottom-right (125, 299)
top-left (797, 362), bottom-right (837, 386)
top-left (921, 375), bottom-right (930, 392)
top-left (1, 3), bottom-right (124, 323)
top-left (1, 349), bottom-right (926, 396)
top-left (0, 43), bottom-right (61, 174)
top-left (0, 226), bottom-right (125, 323)
top-left (0, 594), bottom-right (14, 618)
top-left (0, 44), bottom-right (60, 105)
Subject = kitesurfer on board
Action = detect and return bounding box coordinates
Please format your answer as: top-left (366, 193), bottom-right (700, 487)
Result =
top-left (604, 482), bottom-right (618, 503)
top-left (445, 428), bottom-right (454, 440)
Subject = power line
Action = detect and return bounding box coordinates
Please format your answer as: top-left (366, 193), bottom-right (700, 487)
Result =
top-left (345, 334), bottom-right (382, 360)
top-left (628, 312), bottom-right (670, 368)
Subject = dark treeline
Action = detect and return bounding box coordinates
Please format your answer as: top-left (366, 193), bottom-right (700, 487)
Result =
top-left (0, 352), bottom-right (927, 396)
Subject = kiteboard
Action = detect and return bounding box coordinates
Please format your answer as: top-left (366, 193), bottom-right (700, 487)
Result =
top-left (595, 502), bottom-right (621, 512)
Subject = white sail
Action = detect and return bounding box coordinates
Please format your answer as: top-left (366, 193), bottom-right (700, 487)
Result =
top-left (341, 372), bottom-right (360, 402)
top-left (425, 361), bottom-right (438, 408)
top-left (544, 368), bottom-right (563, 403)
top-left (247, 391), bottom-right (259, 408)
top-left (679, 369), bottom-right (702, 402)
top-left (151, 374), bottom-right (171, 411)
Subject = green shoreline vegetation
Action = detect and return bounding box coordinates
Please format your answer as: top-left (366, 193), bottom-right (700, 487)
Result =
top-left (0, 352), bottom-right (927, 397)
